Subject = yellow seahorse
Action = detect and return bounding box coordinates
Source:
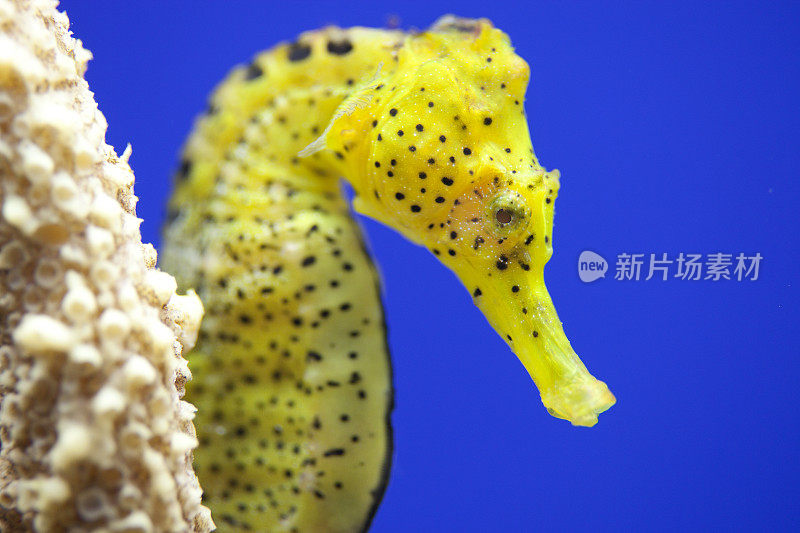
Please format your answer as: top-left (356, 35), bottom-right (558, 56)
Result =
top-left (161, 15), bottom-right (615, 532)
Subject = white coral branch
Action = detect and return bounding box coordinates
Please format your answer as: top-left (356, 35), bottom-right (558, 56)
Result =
top-left (0, 1), bottom-right (212, 531)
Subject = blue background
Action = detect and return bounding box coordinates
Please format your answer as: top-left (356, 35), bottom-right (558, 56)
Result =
top-left (60, 1), bottom-right (799, 531)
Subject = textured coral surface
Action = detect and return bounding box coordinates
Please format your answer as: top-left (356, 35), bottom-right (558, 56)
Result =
top-left (0, 1), bottom-right (212, 530)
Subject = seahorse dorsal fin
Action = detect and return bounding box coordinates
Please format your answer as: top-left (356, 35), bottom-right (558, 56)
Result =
top-left (298, 63), bottom-right (384, 158)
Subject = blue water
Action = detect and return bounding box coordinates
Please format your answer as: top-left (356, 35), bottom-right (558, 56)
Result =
top-left (62, 1), bottom-right (800, 531)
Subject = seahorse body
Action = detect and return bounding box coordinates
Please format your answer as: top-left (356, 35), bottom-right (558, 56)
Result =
top-left (162, 15), bottom-right (614, 532)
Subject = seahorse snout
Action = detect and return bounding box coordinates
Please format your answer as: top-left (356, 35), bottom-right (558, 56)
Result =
top-left (457, 260), bottom-right (615, 426)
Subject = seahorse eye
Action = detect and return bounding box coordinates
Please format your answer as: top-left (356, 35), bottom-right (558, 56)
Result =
top-left (495, 208), bottom-right (513, 225)
top-left (487, 192), bottom-right (529, 237)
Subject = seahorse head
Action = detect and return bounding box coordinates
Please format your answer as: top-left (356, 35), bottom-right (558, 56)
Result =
top-left (308, 16), bottom-right (615, 426)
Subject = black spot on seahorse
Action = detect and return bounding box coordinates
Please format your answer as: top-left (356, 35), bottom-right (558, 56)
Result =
top-left (441, 19), bottom-right (482, 34)
top-left (324, 448), bottom-right (345, 457)
top-left (288, 42), bottom-right (312, 62)
top-left (244, 62), bottom-right (264, 80)
top-left (176, 158), bottom-right (192, 181)
top-left (327, 39), bottom-right (354, 55)
top-left (165, 208), bottom-right (180, 224)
